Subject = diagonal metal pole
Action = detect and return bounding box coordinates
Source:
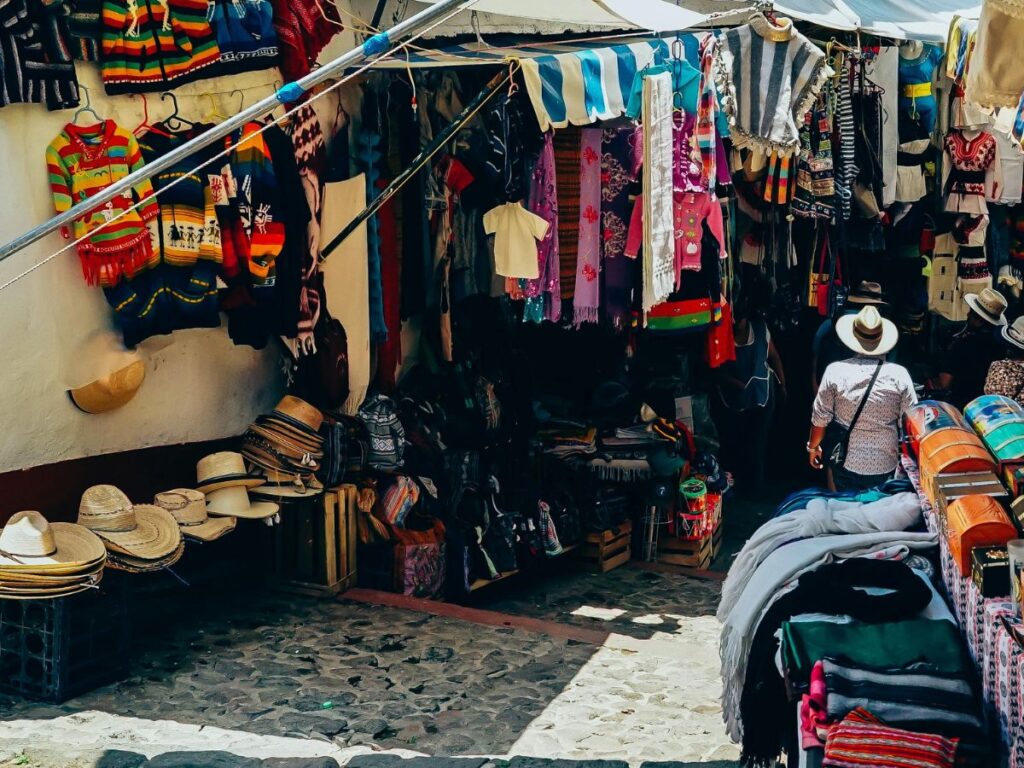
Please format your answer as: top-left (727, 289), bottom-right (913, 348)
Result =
top-left (0, 0), bottom-right (479, 264)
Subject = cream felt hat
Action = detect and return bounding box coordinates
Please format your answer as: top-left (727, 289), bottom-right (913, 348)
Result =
top-left (205, 485), bottom-right (279, 520)
top-left (0, 511), bottom-right (106, 569)
top-left (154, 489), bottom-right (236, 542)
top-left (78, 485), bottom-right (181, 560)
top-left (836, 306), bottom-right (899, 357)
top-left (196, 451), bottom-right (265, 494)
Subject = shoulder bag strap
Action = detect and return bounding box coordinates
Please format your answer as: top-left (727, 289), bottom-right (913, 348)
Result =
top-left (848, 360), bottom-right (883, 435)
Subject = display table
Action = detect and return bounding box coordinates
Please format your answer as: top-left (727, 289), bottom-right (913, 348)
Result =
top-left (903, 455), bottom-right (1024, 767)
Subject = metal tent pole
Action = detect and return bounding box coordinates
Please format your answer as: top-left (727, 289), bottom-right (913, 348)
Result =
top-left (0, 0), bottom-right (479, 264)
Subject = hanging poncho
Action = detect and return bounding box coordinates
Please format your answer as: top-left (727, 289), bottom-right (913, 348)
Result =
top-left (715, 14), bottom-right (831, 157)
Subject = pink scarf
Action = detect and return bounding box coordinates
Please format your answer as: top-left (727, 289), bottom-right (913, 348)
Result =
top-left (573, 128), bottom-right (603, 326)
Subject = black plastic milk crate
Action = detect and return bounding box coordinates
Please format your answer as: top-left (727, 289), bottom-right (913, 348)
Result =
top-left (0, 573), bottom-right (131, 703)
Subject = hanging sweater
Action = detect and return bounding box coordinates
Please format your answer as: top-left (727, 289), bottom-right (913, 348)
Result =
top-left (269, 0), bottom-right (340, 81)
top-left (46, 120), bottom-right (159, 286)
top-left (1, 0), bottom-right (81, 110)
top-left (100, 0), bottom-right (220, 94)
top-left (208, 0), bottom-right (278, 76)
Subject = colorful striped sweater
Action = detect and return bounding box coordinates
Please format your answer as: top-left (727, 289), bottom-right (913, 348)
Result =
top-left (46, 120), bottom-right (159, 286)
top-left (100, 0), bottom-right (220, 94)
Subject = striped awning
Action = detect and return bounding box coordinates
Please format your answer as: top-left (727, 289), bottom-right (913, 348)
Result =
top-left (368, 38), bottom-right (672, 131)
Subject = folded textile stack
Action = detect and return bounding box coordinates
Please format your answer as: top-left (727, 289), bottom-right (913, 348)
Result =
top-left (0, 511), bottom-right (107, 599)
top-left (78, 485), bottom-right (183, 573)
top-left (241, 396), bottom-right (326, 499)
top-left (821, 708), bottom-right (959, 768)
top-left (540, 426), bottom-right (598, 458)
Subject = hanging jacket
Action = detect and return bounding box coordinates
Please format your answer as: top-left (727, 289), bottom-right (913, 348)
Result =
top-left (100, 0), bottom-right (220, 94)
top-left (1, 0), bottom-right (81, 110)
top-left (208, 0), bottom-right (277, 76)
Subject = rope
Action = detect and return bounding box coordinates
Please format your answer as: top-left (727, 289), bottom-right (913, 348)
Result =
top-left (0, 2), bottom-right (469, 295)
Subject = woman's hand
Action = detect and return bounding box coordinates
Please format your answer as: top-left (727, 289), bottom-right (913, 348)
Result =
top-left (808, 444), bottom-right (823, 470)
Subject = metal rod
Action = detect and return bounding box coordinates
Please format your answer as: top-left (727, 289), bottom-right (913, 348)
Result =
top-left (319, 68), bottom-right (509, 262)
top-left (0, 0), bottom-right (479, 264)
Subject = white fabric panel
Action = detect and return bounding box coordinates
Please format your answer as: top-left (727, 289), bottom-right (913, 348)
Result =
top-left (867, 47), bottom-right (900, 207)
top-left (413, 0), bottom-right (707, 31)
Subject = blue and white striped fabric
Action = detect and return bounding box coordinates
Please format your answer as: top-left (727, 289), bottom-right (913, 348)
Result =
top-left (367, 38), bottom-right (670, 131)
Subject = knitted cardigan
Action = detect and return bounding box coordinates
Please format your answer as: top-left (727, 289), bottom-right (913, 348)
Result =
top-left (100, 0), bottom-right (220, 94)
top-left (1, 0), bottom-right (80, 110)
top-left (208, 0), bottom-right (278, 76)
top-left (270, 0), bottom-right (341, 81)
top-left (47, 120), bottom-right (159, 286)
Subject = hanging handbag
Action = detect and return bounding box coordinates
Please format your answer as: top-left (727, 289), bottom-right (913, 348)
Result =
top-left (808, 233), bottom-right (831, 312)
top-left (822, 360), bottom-right (883, 469)
top-left (315, 308), bottom-right (350, 411)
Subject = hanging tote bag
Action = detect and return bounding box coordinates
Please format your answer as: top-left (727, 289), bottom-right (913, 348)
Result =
top-left (807, 232), bottom-right (830, 311)
top-left (823, 360), bottom-right (883, 469)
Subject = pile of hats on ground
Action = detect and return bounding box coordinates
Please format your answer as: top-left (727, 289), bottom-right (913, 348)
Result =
top-left (79, 485), bottom-right (184, 573)
top-left (0, 511), bottom-right (107, 599)
top-left (196, 451), bottom-right (279, 521)
top-left (240, 396), bottom-right (325, 500)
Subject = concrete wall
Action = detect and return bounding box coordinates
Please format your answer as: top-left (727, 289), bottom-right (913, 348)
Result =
top-left (0, 26), bottom-right (357, 474)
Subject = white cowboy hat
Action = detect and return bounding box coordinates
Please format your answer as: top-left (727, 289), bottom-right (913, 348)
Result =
top-left (196, 451), bottom-right (265, 494)
top-left (964, 287), bottom-right (1009, 327)
top-left (78, 485), bottom-right (182, 560)
top-left (154, 489), bottom-right (236, 542)
top-left (1002, 315), bottom-right (1024, 351)
top-left (836, 305), bottom-right (899, 357)
top-left (0, 511), bottom-right (106, 569)
top-left (205, 485), bottom-right (279, 520)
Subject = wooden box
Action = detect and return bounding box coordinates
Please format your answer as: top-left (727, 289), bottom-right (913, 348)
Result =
top-left (972, 545), bottom-right (1011, 598)
top-left (272, 485), bottom-right (358, 597)
top-left (580, 521), bottom-right (632, 572)
top-left (933, 471), bottom-right (1008, 536)
top-left (657, 524), bottom-right (723, 570)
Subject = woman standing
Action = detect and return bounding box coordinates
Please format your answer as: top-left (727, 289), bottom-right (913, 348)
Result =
top-left (808, 306), bottom-right (917, 491)
top-left (985, 316), bottom-right (1024, 403)
top-left (716, 293), bottom-right (786, 493)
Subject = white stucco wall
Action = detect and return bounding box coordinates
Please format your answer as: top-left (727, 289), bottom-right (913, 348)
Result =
top-left (0, 27), bottom-right (357, 474)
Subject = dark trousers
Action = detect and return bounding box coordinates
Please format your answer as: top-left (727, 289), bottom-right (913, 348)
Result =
top-left (716, 387), bottom-right (776, 493)
top-left (831, 462), bottom-right (894, 493)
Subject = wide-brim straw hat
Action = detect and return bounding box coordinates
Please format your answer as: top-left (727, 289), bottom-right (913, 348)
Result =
top-left (250, 472), bottom-right (325, 500)
top-left (271, 396), bottom-right (324, 436)
top-left (79, 486), bottom-right (181, 560)
top-left (964, 287), bottom-right (1009, 327)
top-left (247, 424), bottom-right (324, 459)
top-left (836, 306), bottom-right (899, 357)
top-left (155, 489), bottom-right (236, 543)
top-left (205, 485), bottom-right (279, 520)
top-left (1002, 316), bottom-right (1024, 351)
top-left (196, 451), bottom-right (265, 494)
top-left (0, 511), bottom-right (107, 569)
top-left (0, 578), bottom-right (102, 599)
top-left (68, 360), bottom-right (146, 414)
top-left (106, 537), bottom-right (184, 573)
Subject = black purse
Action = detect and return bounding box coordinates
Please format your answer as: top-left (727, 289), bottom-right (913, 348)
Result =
top-left (823, 360), bottom-right (883, 469)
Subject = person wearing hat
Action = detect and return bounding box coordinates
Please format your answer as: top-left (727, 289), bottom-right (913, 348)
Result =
top-left (808, 306), bottom-right (918, 492)
top-left (933, 287), bottom-right (1007, 410)
top-left (985, 314), bottom-right (1024, 404)
top-left (811, 281), bottom-right (887, 395)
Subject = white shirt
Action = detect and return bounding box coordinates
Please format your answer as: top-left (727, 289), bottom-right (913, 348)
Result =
top-left (812, 356), bottom-right (918, 475)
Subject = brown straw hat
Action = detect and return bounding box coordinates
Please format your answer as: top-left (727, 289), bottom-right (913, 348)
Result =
top-left (272, 396), bottom-right (324, 435)
top-left (964, 287), bottom-right (1009, 327)
top-left (836, 306), bottom-right (899, 357)
top-left (0, 511), bottom-right (106, 569)
top-left (196, 451), bottom-right (265, 494)
top-left (78, 486), bottom-right (182, 560)
top-left (154, 489), bottom-right (236, 542)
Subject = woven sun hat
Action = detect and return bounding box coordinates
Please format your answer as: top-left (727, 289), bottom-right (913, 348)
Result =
top-left (154, 489), bottom-right (236, 543)
top-left (965, 287), bottom-right (1009, 327)
top-left (845, 280), bottom-right (887, 306)
top-left (271, 396), bottom-right (324, 437)
top-left (255, 414), bottom-right (324, 446)
top-left (78, 486), bottom-right (182, 560)
top-left (0, 511), bottom-right (106, 569)
top-left (250, 469), bottom-right (325, 500)
top-left (836, 305), bottom-right (899, 357)
top-left (196, 451), bottom-right (265, 494)
top-left (65, 331), bottom-right (146, 415)
top-left (106, 537), bottom-right (185, 573)
top-left (1002, 315), bottom-right (1024, 351)
top-left (205, 485), bottom-right (279, 520)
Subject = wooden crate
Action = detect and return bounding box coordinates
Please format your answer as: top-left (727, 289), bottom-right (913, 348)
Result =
top-left (272, 485), bottom-right (358, 598)
top-left (657, 524), bottom-right (723, 570)
top-left (579, 521), bottom-right (632, 572)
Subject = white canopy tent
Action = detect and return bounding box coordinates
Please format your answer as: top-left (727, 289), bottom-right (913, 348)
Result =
top-left (412, 0), bottom-right (712, 32)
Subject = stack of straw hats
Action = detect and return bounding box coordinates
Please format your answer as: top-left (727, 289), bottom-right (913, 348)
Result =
top-left (78, 485), bottom-right (183, 573)
top-left (196, 452), bottom-right (279, 519)
top-left (0, 511), bottom-right (107, 599)
top-left (154, 489), bottom-right (236, 542)
top-left (240, 396), bottom-right (325, 499)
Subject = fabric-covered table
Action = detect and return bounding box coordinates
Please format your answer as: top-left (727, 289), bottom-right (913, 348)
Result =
top-left (903, 455), bottom-right (1024, 767)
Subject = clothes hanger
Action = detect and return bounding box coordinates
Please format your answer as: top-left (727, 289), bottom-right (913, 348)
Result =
top-left (161, 91), bottom-right (196, 132)
top-left (133, 93), bottom-right (171, 138)
top-left (71, 85), bottom-right (103, 126)
top-left (204, 93), bottom-right (228, 123)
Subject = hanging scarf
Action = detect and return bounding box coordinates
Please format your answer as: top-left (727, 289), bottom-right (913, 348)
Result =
top-left (697, 34), bottom-right (719, 188)
top-left (601, 126), bottom-right (638, 329)
top-left (554, 127), bottom-right (582, 303)
top-left (641, 70), bottom-right (676, 317)
top-left (355, 131), bottom-right (388, 341)
top-left (522, 132), bottom-right (560, 323)
top-left (573, 128), bottom-right (602, 326)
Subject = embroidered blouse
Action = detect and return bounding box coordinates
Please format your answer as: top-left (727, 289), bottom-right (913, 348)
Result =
top-left (943, 130), bottom-right (1002, 214)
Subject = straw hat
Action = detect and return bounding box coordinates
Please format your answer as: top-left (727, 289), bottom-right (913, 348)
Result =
top-left (205, 485), bottom-right (279, 520)
top-left (836, 306), bottom-right (899, 357)
top-left (68, 360), bottom-right (146, 414)
top-left (196, 451), bottom-right (265, 494)
top-left (106, 537), bottom-right (184, 573)
top-left (1002, 316), bottom-right (1024, 351)
top-left (250, 470), bottom-right (325, 500)
top-left (846, 281), bottom-right (887, 306)
top-left (965, 287), bottom-right (1009, 327)
top-left (64, 331), bottom-right (145, 415)
top-left (272, 396), bottom-right (324, 436)
top-left (154, 489), bottom-right (236, 542)
top-left (78, 485), bottom-right (182, 560)
top-left (0, 511), bottom-right (106, 568)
